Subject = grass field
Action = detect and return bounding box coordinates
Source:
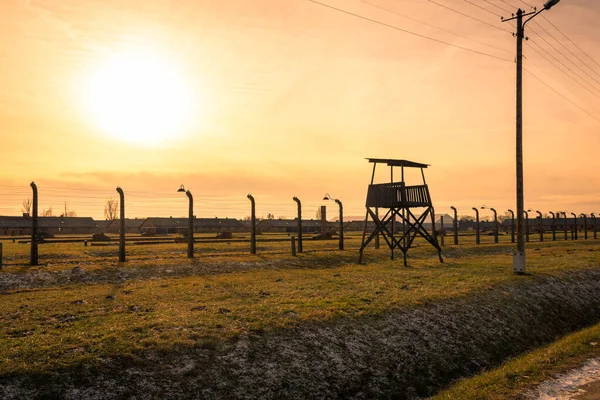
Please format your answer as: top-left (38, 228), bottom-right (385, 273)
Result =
top-left (1, 232), bottom-right (599, 393)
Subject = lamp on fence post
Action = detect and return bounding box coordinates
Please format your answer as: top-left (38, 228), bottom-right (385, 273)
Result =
top-left (570, 212), bottom-right (578, 240)
top-left (292, 197), bottom-right (303, 253)
top-left (580, 214), bottom-right (588, 240)
top-left (472, 207), bottom-right (480, 245)
top-left (450, 206), bottom-right (458, 245)
top-left (591, 213), bottom-right (597, 240)
top-left (247, 194), bottom-right (256, 255)
top-left (549, 211), bottom-right (556, 241)
top-left (523, 210), bottom-right (530, 242)
top-left (177, 185), bottom-right (194, 259)
top-left (562, 212), bottom-right (568, 240)
top-left (324, 194), bottom-right (343, 250)
top-left (481, 206), bottom-right (498, 244)
top-left (116, 187), bottom-right (125, 262)
top-left (30, 181), bottom-right (38, 266)
top-left (507, 209), bottom-right (515, 243)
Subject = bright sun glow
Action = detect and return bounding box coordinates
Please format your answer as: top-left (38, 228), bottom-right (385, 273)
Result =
top-left (83, 49), bottom-right (197, 145)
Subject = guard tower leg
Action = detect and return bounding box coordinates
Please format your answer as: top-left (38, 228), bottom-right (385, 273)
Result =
top-left (358, 210), bottom-right (370, 263)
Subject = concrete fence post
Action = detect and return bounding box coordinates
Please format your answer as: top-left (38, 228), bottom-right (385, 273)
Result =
top-left (472, 207), bottom-right (480, 245)
top-left (293, 197), bottom-right (303, 253)
top-left (247, 194), bottom-right (256, 255)
top-left (116, 187), bottom-right (126, 262)
top-left (450, 206), bottom-right (458, 245)
top-left (440, 215), bottom-right (445, 247)
top-left (30, 181), bottom-right (38, 266)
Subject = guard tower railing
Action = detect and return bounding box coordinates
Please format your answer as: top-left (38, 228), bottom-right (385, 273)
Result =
top-left (366, 182), bottom-right (430, 209)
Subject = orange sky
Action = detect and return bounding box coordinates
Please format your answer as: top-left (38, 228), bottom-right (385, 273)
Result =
top-left (0, 0), bottom-right (599, 220)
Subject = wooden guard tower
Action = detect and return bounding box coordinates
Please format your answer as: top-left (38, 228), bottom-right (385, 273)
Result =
top-left (358, 158), bottom-right (443, 266)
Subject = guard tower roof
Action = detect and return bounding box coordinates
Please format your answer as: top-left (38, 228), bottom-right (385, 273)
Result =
top-left (366, 158), bottom-right (429, 168)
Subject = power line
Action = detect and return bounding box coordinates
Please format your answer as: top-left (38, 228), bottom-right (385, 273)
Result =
top-left (498, 0), bottom-right (518, 11)
top-left (306, 0), bottom-right (514, 62)
top-left (540, 14), bottom-right (600, 78)
top-left (427, 0), bottom-right (513, 34)
top-left (524, 67), bottom-right (600, 123)
top-left (501, 0), bottom-right (534, 11)
top-left (530, 22), bottom-right (600, 89)
top-left (482, 0), bottom-right (513, 15)
top-left (461, 0), bottom-right (502, 18)
top-left (527, 29), bottom-right (600, 98)
top-left (515, 0), bottom-right (534, 9)
top-left (525, 41), bottom-right (600, 103)
top-left (357, 0), bottom-right (511, 54)
top-left (526, 56), bottom-right (600, 115)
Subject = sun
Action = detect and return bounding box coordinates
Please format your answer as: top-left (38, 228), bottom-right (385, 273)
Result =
top-left (83, 49), bottom-right (196, 145)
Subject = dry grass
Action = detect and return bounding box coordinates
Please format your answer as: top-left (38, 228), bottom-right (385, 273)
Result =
top-left (0, 235), bottom-right (599, 382)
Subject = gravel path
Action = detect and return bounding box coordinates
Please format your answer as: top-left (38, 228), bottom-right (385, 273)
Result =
top-left (524, 358), bottom-right (600, 399)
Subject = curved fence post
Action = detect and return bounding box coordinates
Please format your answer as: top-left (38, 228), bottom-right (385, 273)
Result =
top-left (335, 199), bottom-right (344, 251)
top-left (30, 181), bottom-right (38, 266)
top-left (116, 187), bottom-right (126, 262)
top-left (472, 207), bottom-right (480, 245)
top-left (247, 194), bottom-right (256, 255)
top-left (450, 206), bottom-right (458, 245)
top-left (293, 197), bottom-right (303, 253)
top-left (186, 190), bottom-right (194, 258)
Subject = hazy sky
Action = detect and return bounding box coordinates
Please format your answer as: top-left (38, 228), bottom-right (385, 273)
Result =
top-left (0, 0), bottom-right (599, 220)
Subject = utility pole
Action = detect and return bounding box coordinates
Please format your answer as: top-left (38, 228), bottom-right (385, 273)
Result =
top-left (502, 0), bottom-right (561, 274)
top-left (514, 8), bottom-right (525, 271)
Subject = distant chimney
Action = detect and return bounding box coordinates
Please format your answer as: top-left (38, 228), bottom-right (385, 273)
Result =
top-left (320, 206), bottom-right (327, 233)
